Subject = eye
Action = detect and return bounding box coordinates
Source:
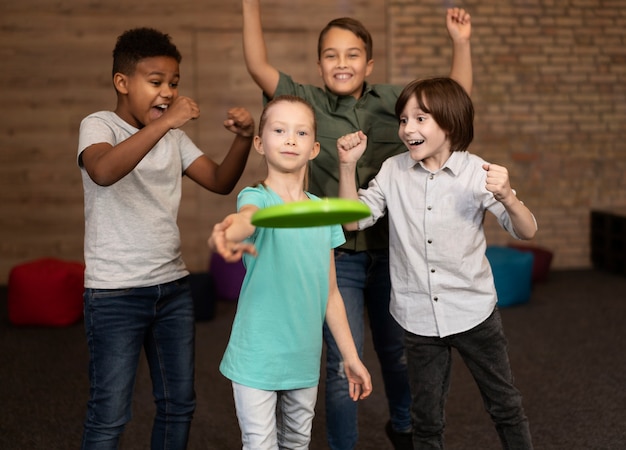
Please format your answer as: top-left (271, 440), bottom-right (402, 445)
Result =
top-left (169, 82), bottom-right (179, 88)
top-left (417, 116), bottom-right (426, 123)
top-left (399, 117), bottom-right (408, 125)
top-left (274, 128), bottom-right (285, 134)
top-left (297, 130), bottom-right (308, 137)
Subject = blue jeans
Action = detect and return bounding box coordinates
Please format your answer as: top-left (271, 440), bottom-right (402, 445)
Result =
top-left (323, 249), bottom-right (412, 450)
top-left (81, 277), bottom-right (196, 450)
top-left (232, 382), bottom-right (318, 450)
top-left (404, 308), bottom-right (533, 450)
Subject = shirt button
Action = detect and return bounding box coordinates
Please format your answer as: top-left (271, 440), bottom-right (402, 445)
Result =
top-left (427, 206), bottom-right (432, 210)
top-left (429, 174), bottom-right (434, 180)
top-left (433, 296), bottom-right (439, 302)
top-left (427, 239), bottom-right (432, 244)
top-left (430, 268), bottom-right (435, 273)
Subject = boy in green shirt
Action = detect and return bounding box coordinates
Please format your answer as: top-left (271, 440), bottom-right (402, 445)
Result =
top-left (240, 2), bottom-right (472, 448)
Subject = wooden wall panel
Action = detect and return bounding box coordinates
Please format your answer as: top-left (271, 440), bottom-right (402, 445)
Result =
top-left (0, 1), bottom-right (386, 283)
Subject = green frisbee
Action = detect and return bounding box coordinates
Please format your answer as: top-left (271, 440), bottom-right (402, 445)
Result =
top-left (251, 198), bottom-right (371, 228)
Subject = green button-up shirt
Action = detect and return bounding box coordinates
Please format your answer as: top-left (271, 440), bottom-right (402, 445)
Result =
top-left (270, 72), bottom-right (405, 251)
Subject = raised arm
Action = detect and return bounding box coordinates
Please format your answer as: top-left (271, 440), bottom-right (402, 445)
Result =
top-left (483, 163), bottom-right (538, 240)
top-left (446, 8), bottom-right (473, 95)
top-left (337, 131), bottom-right (368, 231)
top-left (242, 0), bottom-right (280, 98)
top-left (185, 107), bottom-right (254, 194)
top-left (81, 95), bottom-right (200, 186)
top-left (325, 252), bottom-right (373, 401)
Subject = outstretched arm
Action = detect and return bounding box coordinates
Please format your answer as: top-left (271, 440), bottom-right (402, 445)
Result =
top-left (242, 0), bottom-right (280, 98)
top-left (185, 107), bottom-right (254, 194)
top-left (208, 205), bottom-right (259, 262)
top-left (337, 131), bottom-right (368, 231)
top-left (446, 8), bottom-right (473, 95)
top-left (483, 163), bottom-right (537, 240)
top-left (325, 253), bottom-right (373, 401)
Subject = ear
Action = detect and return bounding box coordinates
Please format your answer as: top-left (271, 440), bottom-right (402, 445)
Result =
top-left (365, 59), bottom-right (374, 78)
top-left (113, 72), bottom-right (129, 95)
top-left (253, 135), bottom-right (264, 156)
top-left (309, 141), bottom-right (321, 160)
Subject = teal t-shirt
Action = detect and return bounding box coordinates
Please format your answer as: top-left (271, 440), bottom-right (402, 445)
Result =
top-left (219, 185), bottom-right (346, 390)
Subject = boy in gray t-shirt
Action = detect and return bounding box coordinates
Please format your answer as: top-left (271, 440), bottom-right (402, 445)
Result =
top-left (77, 27), bottom-right (254, 448)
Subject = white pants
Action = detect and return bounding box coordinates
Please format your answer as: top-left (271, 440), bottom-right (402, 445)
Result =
top-left (232, 382), bottom-right (318, 450)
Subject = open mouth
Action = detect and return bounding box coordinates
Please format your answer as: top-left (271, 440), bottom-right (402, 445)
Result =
top-left (408, 139), bottom-right (424, 146)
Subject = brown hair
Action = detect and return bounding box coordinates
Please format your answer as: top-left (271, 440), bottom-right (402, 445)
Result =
top-left (395, 77), bottom-right (474, 152)
top-left (317, 17), bottom-right (373, 61)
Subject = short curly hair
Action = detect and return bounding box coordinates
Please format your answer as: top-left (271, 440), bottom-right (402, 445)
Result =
top-left (112, 27), bottom-right (182, 77)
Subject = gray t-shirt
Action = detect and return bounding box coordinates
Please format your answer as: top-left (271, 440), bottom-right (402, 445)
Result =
top-left (78, 111), bottom-right (203, 289)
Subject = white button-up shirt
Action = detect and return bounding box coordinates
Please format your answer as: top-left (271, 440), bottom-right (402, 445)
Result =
top-left (357, 151), bottom-right (527, 337)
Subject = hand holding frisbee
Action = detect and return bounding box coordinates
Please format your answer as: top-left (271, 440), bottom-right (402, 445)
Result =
top-left (251, 198), bottom-right (370, 228)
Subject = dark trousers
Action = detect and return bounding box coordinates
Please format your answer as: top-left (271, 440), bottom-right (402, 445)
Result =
top-left (404, 308), bottom-right (533, 450)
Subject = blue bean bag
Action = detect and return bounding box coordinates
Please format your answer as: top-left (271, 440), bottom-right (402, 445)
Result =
top-left (485, 246), bottom-right (534, 307)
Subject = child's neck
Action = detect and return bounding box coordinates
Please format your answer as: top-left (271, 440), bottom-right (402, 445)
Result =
top-left (264, 174), bottom-right (308, 203)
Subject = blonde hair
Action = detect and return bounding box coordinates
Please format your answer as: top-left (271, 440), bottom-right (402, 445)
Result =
top-left (255, 95), bottom-right (318, 191)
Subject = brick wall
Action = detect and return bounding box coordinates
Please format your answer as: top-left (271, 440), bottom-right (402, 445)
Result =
top-left (1, 0), bottom-right (624, 283)
top-left (389, 0), bottom-right (626, 269)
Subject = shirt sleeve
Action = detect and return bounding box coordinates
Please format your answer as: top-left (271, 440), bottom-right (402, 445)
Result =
top-left (356, 161), bottom-right (390, 230)
top-left (330, 224), bottom-right (346, 249)
top-left (174, 129), bottom-right (204, 172)
top-left (77, 115), bottom-right (116, 167)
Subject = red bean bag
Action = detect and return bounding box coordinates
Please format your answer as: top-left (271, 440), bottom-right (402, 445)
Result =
top-left (8, 258), bottom-right (85, 326)
top-left (507, 244), bottom-right (554, 282)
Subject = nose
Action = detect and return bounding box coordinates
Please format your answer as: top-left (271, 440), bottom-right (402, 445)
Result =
top-left (285, 133), bottom-right (296, 146)
top-left (160, 84), bottom-right (174, 99)
top-left (404, 118), bottom-right (418, 133)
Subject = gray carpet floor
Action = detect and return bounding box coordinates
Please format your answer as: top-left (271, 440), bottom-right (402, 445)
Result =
top-left (1, 269), bottom-right (625, 449)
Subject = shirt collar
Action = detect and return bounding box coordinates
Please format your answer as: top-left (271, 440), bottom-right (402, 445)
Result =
top-left (410, 150), bottom-right (466, 176)
top-left (325, 81), bottom-right (377, 110)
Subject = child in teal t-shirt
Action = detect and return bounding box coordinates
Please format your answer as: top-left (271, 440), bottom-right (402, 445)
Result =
top-left (209, 95), bottom-right (372, 449)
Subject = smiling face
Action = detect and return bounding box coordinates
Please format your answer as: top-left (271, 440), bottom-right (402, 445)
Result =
top-left (255, 99), bottom-right (320, 176)
top-left (317, 26), bottom-right (374, 99)
top-left (113, 56), bottom-right (180, 128)
top-left (398, 94), bottom-right (452, 171)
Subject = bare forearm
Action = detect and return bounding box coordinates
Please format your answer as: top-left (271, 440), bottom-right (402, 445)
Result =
top-left (242, 0), bottom-right (279, 96)
top-left (83, 120), bottom-right (171, 186)
top-left (449, 39), bottom-right (473, 95)
top-left (338, 162), bottom-right (360, 201)
top-left (338, 162), bottom-right (360, 231)
top-left (242, 0), bottom-right (264, 71)
top-left (212, 134), bottom-right (253, 194)
top-left (225, 212), bottom-right (256, 243)
top-left (325, 291), bottom-right (359, 363)
top-left (503, 198), bottom-right (537, 240)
